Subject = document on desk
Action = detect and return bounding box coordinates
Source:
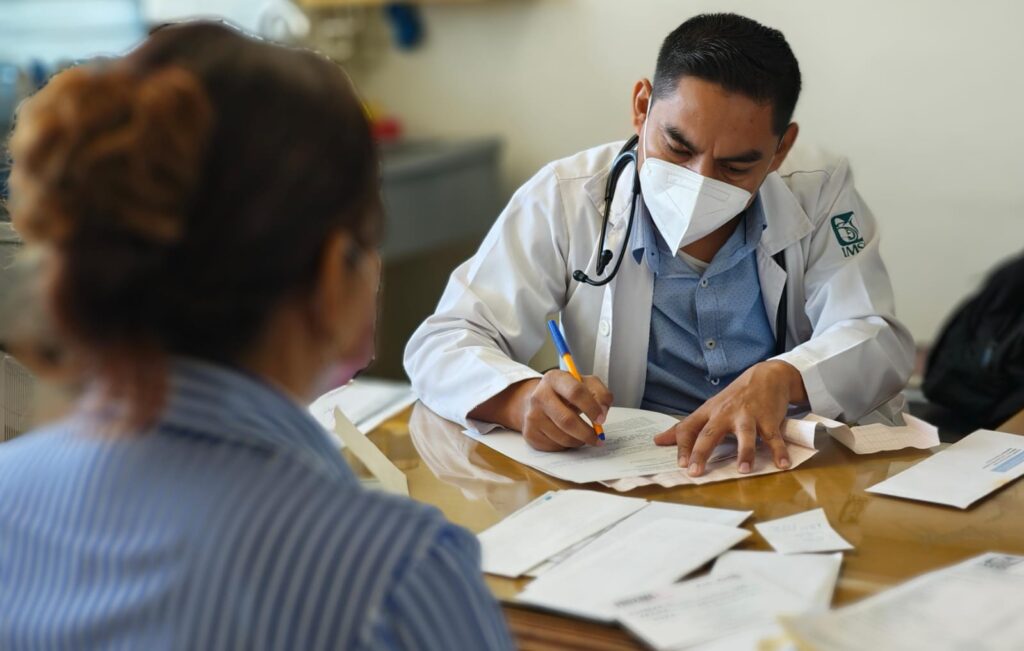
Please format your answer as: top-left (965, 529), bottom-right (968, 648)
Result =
top-left (711, 551), bottom-right (842, 611)
top-left (601, 417), bottom-right (820, 491)
top-left (517, 518), bottom-right (749, 622)
top-left (526, 501), bottom-right (753, 577)
top-left (781, 552), bottom-right (1024, 651)
top-left (754, 508), bottom-right (853, 554)
top-left (615, 573), bottom-right (804, 650)
top-left (477, 489), bottom-right (646, 578)
top-left (309, 377), bottom-right (416, 442)
top-left (866, 429), bottom-right (1024, 509)
top-left (465, 408), bottom-right (697, 483)
top-left (614, 551), bottom-right (842, 651)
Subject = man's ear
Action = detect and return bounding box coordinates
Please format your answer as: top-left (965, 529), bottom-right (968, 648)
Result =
top-left (632, 79), bottom-right (653, 136)
top-left (768, 122), bottom-right (800, 174)
top-left (309, 230), bottom-right (350, 340)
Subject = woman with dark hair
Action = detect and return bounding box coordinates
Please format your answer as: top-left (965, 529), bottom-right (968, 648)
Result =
top-left (0, 22), bottom-right (512, 650)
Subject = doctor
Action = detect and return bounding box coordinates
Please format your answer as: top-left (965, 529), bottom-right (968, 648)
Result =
top-left (405, 13), bottom-right (914, 477)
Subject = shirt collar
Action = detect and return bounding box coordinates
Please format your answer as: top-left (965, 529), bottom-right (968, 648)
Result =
top-left (631, 193), bottom-right (767, 275)
top-left (156, 357), bottom-right (355, 483)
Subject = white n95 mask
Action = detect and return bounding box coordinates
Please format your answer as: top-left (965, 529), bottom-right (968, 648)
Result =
top-left (639, 118), bottom-right (752, 251)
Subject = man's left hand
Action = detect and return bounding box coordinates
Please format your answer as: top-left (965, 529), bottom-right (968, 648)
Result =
top-left (653, 360), bottom-right (808, 477)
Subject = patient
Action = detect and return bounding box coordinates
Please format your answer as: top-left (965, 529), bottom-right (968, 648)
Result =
top-left (0, 22), bottom-right (511, 650)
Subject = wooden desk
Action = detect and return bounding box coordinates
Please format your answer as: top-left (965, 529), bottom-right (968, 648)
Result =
top-left (358, 404), bottom-right (1024, 650)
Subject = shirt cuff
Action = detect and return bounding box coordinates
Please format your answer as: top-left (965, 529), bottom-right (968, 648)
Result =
top-left (772, 348), bottom-right (843, 418)
top-left (461, 367), bottom-right (544, 433)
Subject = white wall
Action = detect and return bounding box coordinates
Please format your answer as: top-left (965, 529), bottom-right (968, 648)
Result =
top-left (349, 0), bottom-right (1024, 343)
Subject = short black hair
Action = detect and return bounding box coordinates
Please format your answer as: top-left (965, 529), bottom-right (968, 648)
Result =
top-left (653, 13), bottom-right (801, 135)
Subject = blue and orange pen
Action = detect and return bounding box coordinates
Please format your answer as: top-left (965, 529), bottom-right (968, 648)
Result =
top-left (546, 319), bottom-right (605, 441)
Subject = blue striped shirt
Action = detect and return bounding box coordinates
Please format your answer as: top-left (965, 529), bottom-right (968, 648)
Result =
top-left (0, 358), bottom-right (512, 650)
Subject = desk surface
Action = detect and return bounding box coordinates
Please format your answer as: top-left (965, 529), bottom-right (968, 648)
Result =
top-left (359, 406), bottom-right (1024, 650)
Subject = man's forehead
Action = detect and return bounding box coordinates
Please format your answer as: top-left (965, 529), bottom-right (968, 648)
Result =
top-left (654, 76), bottom-right (777, 146)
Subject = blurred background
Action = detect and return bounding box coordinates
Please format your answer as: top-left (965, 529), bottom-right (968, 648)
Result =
top-left (2, 0), bottom-right (1023, 435)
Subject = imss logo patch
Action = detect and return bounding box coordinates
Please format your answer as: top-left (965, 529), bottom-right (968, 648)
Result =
top-left (830, 212), bottom-right (865, 258)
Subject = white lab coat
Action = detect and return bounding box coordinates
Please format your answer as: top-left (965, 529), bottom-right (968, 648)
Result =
top-left (404, 142), bottom-right (915, 429)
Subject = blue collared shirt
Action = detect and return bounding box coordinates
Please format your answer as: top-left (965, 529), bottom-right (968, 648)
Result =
top-left (0, 358), bottom-right (512, 651)
top-left (636, 197), bottom-right (777, 415)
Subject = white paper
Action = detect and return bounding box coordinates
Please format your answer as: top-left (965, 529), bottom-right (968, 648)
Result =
top-left (526, 501), bottom-right (752, 577)
top-left (867, 429), bottom-right (1024, 509)
top-left (517, 518), bottom-right (749, 622)
top-left (711, 550), bottom-right (843, 612)
top-left (808, 413), bottom-right (940, 455)
top-left (465, 408), bottom-right (690, 483)
top-left (477, 489), bottom-right (646, 578)
top-left (309, 377), bottom-right (416, 442)
top-left (782, 553), bottom-right (1024, 651)
top-left (614, 552), bottom-right (839, 646)
top-left (754, 508), bottom-right (853, 554)
top-left (602, 440), bottom-right (818, 491)
top-left (614, 551), bottom-right (842, 650)
top-left (616, 573), bottom-right (804, 650)
top-left (331, 408), bottom-right (408, 496)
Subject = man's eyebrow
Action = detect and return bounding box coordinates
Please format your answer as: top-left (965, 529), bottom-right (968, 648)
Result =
top-left (718, 149), bottom-right (764, 164)
top-left (663, 125), bottom-right (700, 153)
top-left (663, 125), bottom-right (764, 164)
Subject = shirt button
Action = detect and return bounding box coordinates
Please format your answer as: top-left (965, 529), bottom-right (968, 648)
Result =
top-left (599, 320), bottom-right (611, 337)
top-left (706, 339), bottom-right (716, 349)
top-left (700, 278), bottom-right (709, 288)
top-left (709, 378), bottom-right (721, 386)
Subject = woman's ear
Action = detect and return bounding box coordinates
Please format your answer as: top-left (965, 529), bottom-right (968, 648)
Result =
top-left (309, 230), bottom-right (351, 341)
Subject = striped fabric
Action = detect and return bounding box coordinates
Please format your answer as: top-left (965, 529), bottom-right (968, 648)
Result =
top-left (0, 358), bottom-right (512, 650)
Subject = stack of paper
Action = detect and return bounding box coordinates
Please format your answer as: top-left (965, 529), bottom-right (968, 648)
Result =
top-left (477, 490), bottom-right (646, 578)
top-left (782, 553), bottom-right (1024, 651)
top-left (309, 377), bottom-right (416, 442)
top-left (527, 501), bottom-right (752, 577)
top-left (615, 551), bottom-right (842, 650)
top-left (517, 518), bottom-right (750, 622)
top-left (867, 429), bottom-right (1024, 508)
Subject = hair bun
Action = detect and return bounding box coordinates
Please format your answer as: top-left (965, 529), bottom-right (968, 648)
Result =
top-left (9, 63), bottom-right (212, 246)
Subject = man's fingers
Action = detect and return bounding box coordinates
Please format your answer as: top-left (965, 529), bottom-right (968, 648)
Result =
top-left (735, 416), bottom-right (757, 474)
top-left (759, 422), bottom-right (791, 469)
top-left (581, 376), bottom-right (614, 413)
top-left (686, 420), bottom-right (724, 476)
top-left (541, 393), bottom-right (602, 447)
top-left (525, 409), bottom-right (584, 450)
top-left (662, 414), bottom-right (706, 471)
top-left (551, 372), bottom-right (606, 428)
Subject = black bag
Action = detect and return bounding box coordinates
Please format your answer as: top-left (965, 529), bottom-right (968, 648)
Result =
top-left (923, 251), bottom-right (1024, 429)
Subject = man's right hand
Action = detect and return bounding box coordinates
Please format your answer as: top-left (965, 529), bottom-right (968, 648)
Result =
top-left (468, 371), bottom-right (613, 451)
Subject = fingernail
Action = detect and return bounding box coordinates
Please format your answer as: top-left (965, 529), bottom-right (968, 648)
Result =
top-left (596, 413), bottom-right (606, 425)
top-left (678, 454), bottom-right (689, 467)
top-left (688, 463), bottom-right (700, 476)
top-left (780, 458), bottom-right (791, 469)
top-left (739, 462), bottom-right (751, 474)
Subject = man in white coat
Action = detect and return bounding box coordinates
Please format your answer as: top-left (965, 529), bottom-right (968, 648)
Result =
top-left (404, 13), bottom-right (914, 477)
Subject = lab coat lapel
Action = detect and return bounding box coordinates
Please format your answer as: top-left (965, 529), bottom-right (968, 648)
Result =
top-left (757, 172), bottom-right (814, 345)
top-left (588, 160), bottom-right (653, 408)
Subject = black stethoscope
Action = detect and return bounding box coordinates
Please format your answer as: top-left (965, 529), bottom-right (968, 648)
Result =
top-left (571, 134), bottom-right (789, 355)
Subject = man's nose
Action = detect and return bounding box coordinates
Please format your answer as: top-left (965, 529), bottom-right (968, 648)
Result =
top-left (687, 154), bottom-right (718, 180)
